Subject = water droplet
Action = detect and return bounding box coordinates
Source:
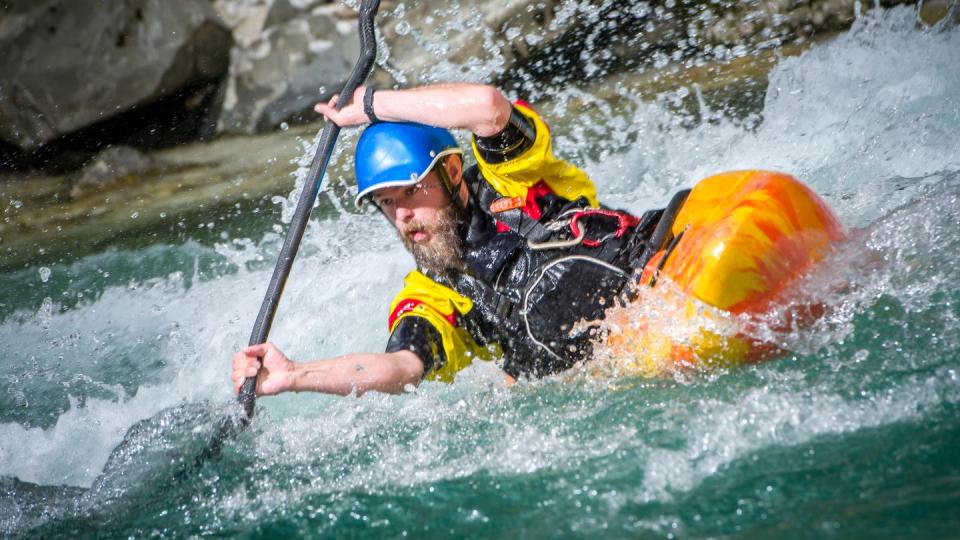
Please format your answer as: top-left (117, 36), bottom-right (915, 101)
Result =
top-left (37, 297), bottom-right (54, 326)
top-left (38, 267), bottom-right (51, 282)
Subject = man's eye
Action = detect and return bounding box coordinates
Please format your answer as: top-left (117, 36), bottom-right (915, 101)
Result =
top-left (377, 198), bottom-right (393, 208)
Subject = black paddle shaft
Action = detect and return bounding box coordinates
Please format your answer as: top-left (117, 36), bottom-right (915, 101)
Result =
top-left (238, 0), bottom-right (381, 419)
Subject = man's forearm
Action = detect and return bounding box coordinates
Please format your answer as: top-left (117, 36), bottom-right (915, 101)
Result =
top-left (372, 83), bottom-right (512, 137)
top-left (286, 350), bottom-right (424, 396)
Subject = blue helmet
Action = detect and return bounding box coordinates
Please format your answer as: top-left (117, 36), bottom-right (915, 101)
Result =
top-left (354, 122), bottom-right (462, 206)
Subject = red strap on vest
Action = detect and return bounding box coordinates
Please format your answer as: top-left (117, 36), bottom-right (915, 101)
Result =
top-left (494, 180), bottom-right (553, 232)
top-left (388, 299), bottom-right (458, 330)
top-left (569, 209), bottom-right (641, 247)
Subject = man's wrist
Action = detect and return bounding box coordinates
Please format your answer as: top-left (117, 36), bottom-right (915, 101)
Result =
top-left (281, 362), bottom-right (301, 393)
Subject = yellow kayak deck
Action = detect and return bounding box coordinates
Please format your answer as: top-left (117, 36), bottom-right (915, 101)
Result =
top-left (602, 170), bottom-right (846, 375)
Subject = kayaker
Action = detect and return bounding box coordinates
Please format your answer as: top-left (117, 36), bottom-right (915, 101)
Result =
top-left (232, 82), bottom-right (666, 397)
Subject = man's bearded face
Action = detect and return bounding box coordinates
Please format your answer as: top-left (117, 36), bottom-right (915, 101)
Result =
top-left (397, 200), bottom-right (465, 277)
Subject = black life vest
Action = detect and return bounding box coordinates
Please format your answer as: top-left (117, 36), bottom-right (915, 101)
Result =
top-left (437, 166), bottom-right (665, 378)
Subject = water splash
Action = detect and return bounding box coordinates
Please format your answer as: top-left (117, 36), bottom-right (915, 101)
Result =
top-left (1, 5), bottom-right (959, 538)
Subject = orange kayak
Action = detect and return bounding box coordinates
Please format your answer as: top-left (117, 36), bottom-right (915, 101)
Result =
top-left (601, 170), bottom-right (846, 375)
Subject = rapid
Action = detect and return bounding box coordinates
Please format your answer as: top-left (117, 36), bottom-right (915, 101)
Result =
top-left (2, 5), bottom-right (959, 537)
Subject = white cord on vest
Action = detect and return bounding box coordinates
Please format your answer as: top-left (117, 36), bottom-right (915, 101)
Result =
top-left (521, 255), bottom-right (627, 362)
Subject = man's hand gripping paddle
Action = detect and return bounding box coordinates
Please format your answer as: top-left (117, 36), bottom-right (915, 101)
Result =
top-left (197, 1), bottom-right (380, 467)
top-left (225, 0), bottom-right (380, 432)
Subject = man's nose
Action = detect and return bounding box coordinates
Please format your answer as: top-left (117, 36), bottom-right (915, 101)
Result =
top-left (395, 204), bottom-right (414, 222)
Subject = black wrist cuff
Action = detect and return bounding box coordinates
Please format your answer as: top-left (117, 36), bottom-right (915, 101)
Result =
top-left (474, 106), bottom-right (536, 164)
top-left (363, 86), bottom-right (380, 123)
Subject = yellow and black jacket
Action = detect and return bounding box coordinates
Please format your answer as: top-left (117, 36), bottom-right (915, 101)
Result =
top-left (385, 102), bottom-right (661, 380)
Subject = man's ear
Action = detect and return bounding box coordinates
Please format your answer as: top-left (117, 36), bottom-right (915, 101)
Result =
top-left (444, 153), bottom-right (463, 181)
top-left (444, 154), bottom-right (468, 206)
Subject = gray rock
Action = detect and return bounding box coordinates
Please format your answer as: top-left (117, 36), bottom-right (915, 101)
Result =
top-left (263, 0), bottom-right (321, 30)
top-left (212, 0), bottom-right (272, 48)
top-left (70, 145), bottom-right (155, 197)
top-left (212, 0), bottom-right (330, 46)
top-left (218, 7), bottom-right (355, 134)
top-left (0, 0), bottom-right (233, 153)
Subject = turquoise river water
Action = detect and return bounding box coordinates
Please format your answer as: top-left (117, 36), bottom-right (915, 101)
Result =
top-left (1, 6), bottom-right (959, 538)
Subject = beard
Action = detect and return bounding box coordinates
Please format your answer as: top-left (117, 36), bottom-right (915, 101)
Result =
top-left (397, 202), bottom-right (466, 279)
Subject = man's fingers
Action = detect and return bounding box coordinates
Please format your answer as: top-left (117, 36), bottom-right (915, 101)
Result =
top-left (243, 343), bottom-right (270, 357)
top-left (315, 106), bottom-right (340, 124)
top-left (231, 364), bottom-right (260, 394)
top-left (314, 94), bottom-right (339, 113)
top-left (233, 344), bottom-right (269, 395)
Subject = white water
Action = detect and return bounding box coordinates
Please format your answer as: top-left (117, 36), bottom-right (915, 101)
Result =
top-left (1, 7), bottom-right (958, 494)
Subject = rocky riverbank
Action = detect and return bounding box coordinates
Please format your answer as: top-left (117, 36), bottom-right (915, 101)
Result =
top-left (0, 42), bottom-right (821, 271)
top-left (4, 0), bottom-right (943, 169)
top-left (0, 0), bottom-right (953, 271)
top-left (0, 123), bottom-right (319, 270)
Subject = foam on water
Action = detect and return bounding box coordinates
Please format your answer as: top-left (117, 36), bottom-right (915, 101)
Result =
top-left (583, 7), bottom-right (960, 225)
top-left (1, 214), bottom-right (415, 486)
top-left (640, 368), bottom-right (959, 499)
top-left (1, 6), bottom-right (958, 536)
